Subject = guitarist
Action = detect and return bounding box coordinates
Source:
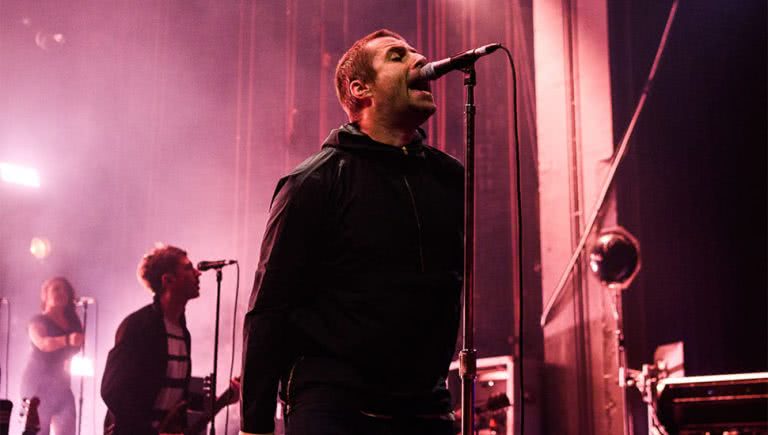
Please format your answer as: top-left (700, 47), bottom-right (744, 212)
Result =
top-left (101, 244), bottom-right (239, 435)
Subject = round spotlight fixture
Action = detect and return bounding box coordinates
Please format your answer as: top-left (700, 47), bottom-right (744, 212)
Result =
top-left (30, 237), bottom-right (51, 260)
top-left (588, 227), bottom-right (641, 290)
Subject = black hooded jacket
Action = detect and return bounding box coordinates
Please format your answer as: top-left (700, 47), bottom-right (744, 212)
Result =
top-left (240, 124), bottom-right (464, 434)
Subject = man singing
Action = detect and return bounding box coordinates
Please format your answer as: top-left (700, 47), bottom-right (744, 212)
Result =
top-left (102, 244), bottom-right (238, 435)
top-left (240, 29), bottom-right (464, 435)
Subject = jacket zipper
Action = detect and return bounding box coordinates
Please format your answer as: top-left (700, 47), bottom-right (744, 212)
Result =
top-left (403, 176), bottom-right (425, 272)
top-left (284, 355), bottom-right (304, 415)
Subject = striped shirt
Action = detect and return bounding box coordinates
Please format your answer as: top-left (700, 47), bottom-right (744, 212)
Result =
top-left (151, 318), bottom-right (190, 429)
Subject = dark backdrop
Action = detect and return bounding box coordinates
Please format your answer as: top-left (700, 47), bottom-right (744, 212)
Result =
top-left (609, 0), bottom-right (767, 431)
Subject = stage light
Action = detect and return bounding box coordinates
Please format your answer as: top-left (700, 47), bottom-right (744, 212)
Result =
top-left (35, 31), bottom-right (65, 51)
top-left (70, 355), bottom-right (94, 377)
top-left (30, 237), bottom-right (52, 259)
top-left (0, 162), bottom-right (40, 188)
top-left (588, 227), bottom-right (641, 290)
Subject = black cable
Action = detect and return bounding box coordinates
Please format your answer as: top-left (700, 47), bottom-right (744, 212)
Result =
top-left (224, 262), bottom-right (241, 435)
top-left (499, 44), bottom-right (525, 435)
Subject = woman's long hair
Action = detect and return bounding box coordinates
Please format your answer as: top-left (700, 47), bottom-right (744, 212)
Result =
top-left (40, 276), bottom-right (82, 331)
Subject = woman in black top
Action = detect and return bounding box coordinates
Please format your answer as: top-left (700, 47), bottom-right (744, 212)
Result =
top-left (20, 277), bottom-right (84, 435)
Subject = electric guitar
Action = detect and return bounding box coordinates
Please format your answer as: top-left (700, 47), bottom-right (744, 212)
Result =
top-left (20, 397), bottom-right (40, 435)
top-left (104, 381), bottom-right (238, 435)
top-left (158, 377), bottom-right (239, 435)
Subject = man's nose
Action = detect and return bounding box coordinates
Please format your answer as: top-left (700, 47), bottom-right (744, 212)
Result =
top-left (412, 54), bottom-right (428, 69)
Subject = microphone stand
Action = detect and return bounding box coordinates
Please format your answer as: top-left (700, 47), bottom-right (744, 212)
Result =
top-left (77, 302), bottom-right (88, 435)
top-left (2, 297), bottom-right (9, 399)
top-left (460, 65), bottom-right (478, 435)
top-left (209, 268), bottom-right (224, 435)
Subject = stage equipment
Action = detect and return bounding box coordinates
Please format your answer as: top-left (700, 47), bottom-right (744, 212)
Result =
top-left (621, 343), bottom-right (683, 435)
top-left (425, 41), bottom-right (518, 435)
top-left (412, 44), bottom-right (501, 81)
top-left (197, 260), bottom-right (237, 272)
top-left (540, 0), bottom-right (681, 328)
top-left (29, 238), bottom-right (51, 260)
top-left (446, 44), bottom-right (504, 435)
top-left (449, 356), bottom-right (514, 435)
top-left (74, 296), bottom-right (95, 306)
top-left (34, 31), bottom-right (65, 51)
top-left (588, 226), bottom-right (642, 435)
top-left (0, 162), bottom-right (40, 188)
top-left (198, 259), bottom-right (237, 435)
top-left (585, 227), bottom-right (733, 435)
top-left (588, 227), bottom-right (641, 290)
top-left (69, 355), bottom-right (94, 377)
top-left (1, 298), bottom-right (8, 398)
top-left (655, 372), bottom-right (768, 434)
top-left (75, 296), bottom-right (95, 435)
top-left (161, 376), bottom-right (238, 435)
top-left (0, 399), bottom-right (11, 435)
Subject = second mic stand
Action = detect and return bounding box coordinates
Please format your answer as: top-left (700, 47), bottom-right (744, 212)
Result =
top-left (77, 302), bottom-right (88, 435)
top-left (609, 288), bottom-right (669, 435)
top-left (460, 65), bottom-right (478, 435)
top-left (209, 267), bottom-right (224, 435)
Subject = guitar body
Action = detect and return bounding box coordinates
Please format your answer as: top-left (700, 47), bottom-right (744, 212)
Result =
top-left (105, 379), bottom-right (239, 435)
top-left (158, 385), bottom-right (238, 435)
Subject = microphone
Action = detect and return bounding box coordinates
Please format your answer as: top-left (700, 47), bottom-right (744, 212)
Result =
top-left (74, 296), bottom-right (95, 306)
top-left (413, 43), bottom-right (502, 81)
top-left (197, 259), bottom-right (237, 271)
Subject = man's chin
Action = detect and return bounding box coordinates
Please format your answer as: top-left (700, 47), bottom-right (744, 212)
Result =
top-left (412, 105), bottom-right (436, 126)
top-left (406, 101), bottom-right (436, 121)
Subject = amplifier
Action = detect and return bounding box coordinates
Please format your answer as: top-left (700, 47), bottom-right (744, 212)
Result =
top-left (656, 372), bottom-right (768, 434)
top-left (0, 400), bottom-right (10, 435)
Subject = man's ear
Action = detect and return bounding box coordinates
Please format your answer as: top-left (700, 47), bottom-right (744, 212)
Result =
top-left (161, 272), bottom-right (176, 289)
top-left (349, 79), bottom-right (372, 100)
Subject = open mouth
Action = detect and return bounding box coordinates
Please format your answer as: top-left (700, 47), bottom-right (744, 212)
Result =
top-left (408, 75), bottom-right (432, 93)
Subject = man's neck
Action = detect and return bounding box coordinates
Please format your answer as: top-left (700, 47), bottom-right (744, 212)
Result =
top-left (357, 115), bottom-right (418, 147)
top-left (159, 292), bottom-right (186, 325)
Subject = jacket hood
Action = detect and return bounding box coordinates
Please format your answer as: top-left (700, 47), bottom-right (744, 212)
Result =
top-left (321, 123), bottom-right (428, 155)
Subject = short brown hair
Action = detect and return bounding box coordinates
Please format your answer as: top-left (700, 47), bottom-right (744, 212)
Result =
top-left (335, 29), bottom-right (406, 121)
top-left (137, 244), bottom-right (187, 294)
